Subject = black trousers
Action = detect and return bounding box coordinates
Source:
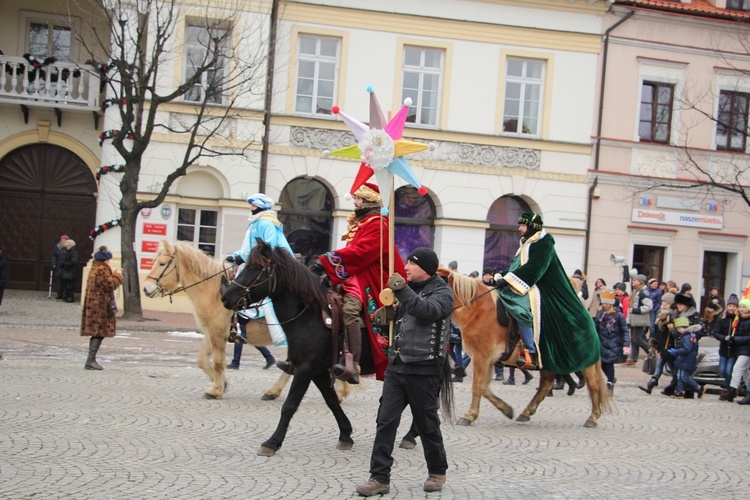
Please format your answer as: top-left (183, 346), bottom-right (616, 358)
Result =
top-left (369, 370), bottom-right (447, 483)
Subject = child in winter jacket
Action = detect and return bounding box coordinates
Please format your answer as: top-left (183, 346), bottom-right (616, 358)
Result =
top-left (665, 292), bottom-right (706, 399)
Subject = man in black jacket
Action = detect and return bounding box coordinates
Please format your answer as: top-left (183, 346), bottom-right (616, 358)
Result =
top-left (356, 247), bottom-right (454, 497)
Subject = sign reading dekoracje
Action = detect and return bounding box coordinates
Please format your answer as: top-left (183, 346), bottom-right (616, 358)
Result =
top-left (632, 208), bottom-right (723, 229)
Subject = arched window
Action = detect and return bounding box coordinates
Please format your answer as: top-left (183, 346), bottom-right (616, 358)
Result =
top-left (278, 178), bottom-right (334, 265)
top-left (484, 196), bottom-right (532, 273)
top-left (394, 186), bottom-right (435, 263)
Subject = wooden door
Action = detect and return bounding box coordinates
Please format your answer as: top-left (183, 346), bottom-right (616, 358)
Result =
top-left (0, 144), bottom-right (97, 290)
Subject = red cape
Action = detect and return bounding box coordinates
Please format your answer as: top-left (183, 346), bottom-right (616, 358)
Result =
top-left (319, 212), bottom-right (405, 380)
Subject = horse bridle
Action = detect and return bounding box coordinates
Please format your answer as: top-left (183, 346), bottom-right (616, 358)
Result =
top-left (146, 249), bottom-right (231, 303)
top-left (226, 257), bottom-right (311, 325)
top-left (145, 250), bottom-right (180, 297)
top-left (226, 258), bottom-right (276, 312)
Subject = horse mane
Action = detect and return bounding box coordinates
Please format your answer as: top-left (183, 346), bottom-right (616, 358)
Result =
top-left (449, 270), bottom-right (483, 307)
top-left (172, 241), bottom-right (226, 277)
top-left (262, 246), bottom-right (328, 310)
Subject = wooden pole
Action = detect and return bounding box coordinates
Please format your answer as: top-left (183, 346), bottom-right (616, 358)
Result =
top-left (388, 188), bottom-right (395, 348)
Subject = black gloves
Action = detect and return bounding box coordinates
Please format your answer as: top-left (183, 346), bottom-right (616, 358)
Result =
top-left (308, 259), bottom-right (325, 277)
top-left (225, 255), bottom-right (244, 265)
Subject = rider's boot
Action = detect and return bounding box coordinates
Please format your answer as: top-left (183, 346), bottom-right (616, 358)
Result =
top-left (276, 359), bottom-right (294, 374)
top-left (333, 324), bottom-right (361, 384)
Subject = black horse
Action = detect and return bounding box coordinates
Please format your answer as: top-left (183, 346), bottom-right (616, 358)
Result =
top-left (220, 239), bottom-right (353, 457)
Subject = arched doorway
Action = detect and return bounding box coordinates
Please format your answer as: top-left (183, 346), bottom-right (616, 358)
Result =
top-left (484, 195), bottom-right (532, 273)
top-left (0, 144), bottom-right (97, 290)
top-left (277, 178), bottom-right (334, 266)
top-left (394, 186), bottom-right (435, 263)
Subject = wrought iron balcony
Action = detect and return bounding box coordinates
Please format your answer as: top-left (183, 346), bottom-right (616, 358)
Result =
top-left (0, 54), bottom-right (101, 122)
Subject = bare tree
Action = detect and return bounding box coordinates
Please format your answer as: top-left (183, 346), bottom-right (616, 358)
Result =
top-left (74, 0), bottom-right (269, 319)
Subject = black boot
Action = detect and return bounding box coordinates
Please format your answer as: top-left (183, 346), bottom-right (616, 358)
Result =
top-left (276, 360), bottom-right (294, 374)
top-left (552, 376), bottom-right (565, 391)
top-left (639, 377), bottom-right (658, 395)
top-left (720, 388), bottom-right (737, 402)
top-left (85, 337), bottom-right (104, 370)
top-left (563, 374), bottom-right (577, 396)
top-left (576, 371), bottom-right (585, 389)
top-left (737, 393), bottom-right (750, 405)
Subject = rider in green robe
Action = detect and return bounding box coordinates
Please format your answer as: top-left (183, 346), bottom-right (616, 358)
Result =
top-left (495, 212), bottom-right (601, 374)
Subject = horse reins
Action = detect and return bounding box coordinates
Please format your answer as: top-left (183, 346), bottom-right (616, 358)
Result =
top-left (227, 259), bottom-right (312, 326)
top-left (145, 249), bottom-right (233, 303)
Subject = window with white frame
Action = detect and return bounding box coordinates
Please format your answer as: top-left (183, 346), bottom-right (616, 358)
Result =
top-left (184, 23), bottom-right (229, 104)
top-left (21, 11), bottom-right (78, 61)
top-left (401, 46), bottom-right (443, 127)
top-left (502, 58), bottom-right (544, 136)
top-left (295, 35), bottom-right (339, 116)
top-left (716, 90), bottom-right (749, 152)
top-left (177, 208), bottom-right (218, 256)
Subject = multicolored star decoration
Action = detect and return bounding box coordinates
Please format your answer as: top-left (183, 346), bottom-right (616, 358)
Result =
top-left (323, 86), bottom-right (431, 214)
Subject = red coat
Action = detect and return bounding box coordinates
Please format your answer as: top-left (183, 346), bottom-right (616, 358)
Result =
top-left (319, 211), bottom-right (405, 380)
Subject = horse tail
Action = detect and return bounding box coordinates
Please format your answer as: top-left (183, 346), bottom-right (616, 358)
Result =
top-left (440, 357), bottom-right (454, 422)
top-left (596, 361), bottom-right (614, 414)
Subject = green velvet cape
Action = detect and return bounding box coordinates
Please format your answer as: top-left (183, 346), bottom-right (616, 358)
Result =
top-left (498, 230), bottom-right (601, 373)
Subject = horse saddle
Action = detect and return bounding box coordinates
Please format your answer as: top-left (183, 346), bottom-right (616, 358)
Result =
top-left (495, 298), bottom-right (510, 328)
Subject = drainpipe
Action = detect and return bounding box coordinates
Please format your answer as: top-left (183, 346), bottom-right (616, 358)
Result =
top-left (259, 0), bottom-right (279, 193)
top-left (583, 9), bottom-right (635, 274)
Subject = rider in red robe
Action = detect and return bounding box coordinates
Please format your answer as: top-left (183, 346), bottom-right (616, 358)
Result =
top-left (316, 183), bottom-right (405, 382)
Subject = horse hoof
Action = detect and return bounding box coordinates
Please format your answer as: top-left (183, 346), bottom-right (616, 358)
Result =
top-left (503, 408), bottom-right (514, 420)
top-left (583, 420), bottom-right (598, 428)
top-left (516, 414), bottom-right (530, 422)
top-left (336, 440), bottom-right (353, 451)
top-left (457, 417), bottom-right (473, 426)
top-left (258, 446), bottom-right (277, 457)
top-left (261, 393), bottom-right (277, 401)
top-left (399, 439), bottom-right (417, 449)
top-left (203, 392), bottom-right (219, 400)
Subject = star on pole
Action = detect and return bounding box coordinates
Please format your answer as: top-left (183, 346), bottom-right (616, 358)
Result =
top-left (324, 86), bottom-right (429, 214)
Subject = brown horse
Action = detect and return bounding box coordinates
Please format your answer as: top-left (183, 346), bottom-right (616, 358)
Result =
top-left (439, 268), bottom-right (611, 428)
top-left (142, 240), bottom-right (293, 400)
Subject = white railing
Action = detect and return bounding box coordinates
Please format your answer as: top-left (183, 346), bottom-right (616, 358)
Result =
top-left (0, 55), bottom-right (101, 110)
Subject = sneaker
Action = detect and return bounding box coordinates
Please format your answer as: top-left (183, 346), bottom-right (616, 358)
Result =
top-left (494, 373), bottom-right (504, 381)
top-left (423, 474), bottom-right (446, 493)
top-left (671, 391), bottom-right (685, 399)
top-left (227, 363), bottom-right (239, 370)
top-left (263, 360), bottom-right (275, 370)
top-left (624, 359), bottom-right (637, 366)
top-left (502, 378), bottom-right (516, 385)
top-left (697, 386), bottom-right (706, 399)
top-left (523, 372), bottom-right (534, 385)
top-left (356, 478), bottom-right (390, 497)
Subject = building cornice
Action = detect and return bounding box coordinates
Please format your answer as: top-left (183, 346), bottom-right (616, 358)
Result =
top-left (280, 1), bottom-right (603, 53)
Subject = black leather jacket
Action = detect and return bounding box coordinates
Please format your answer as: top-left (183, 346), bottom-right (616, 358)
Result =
top-left (391, 274), bottom-right (454, 367)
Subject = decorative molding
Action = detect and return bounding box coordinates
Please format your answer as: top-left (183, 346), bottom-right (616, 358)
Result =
top-left (290, 126), bottom-right (542, 171)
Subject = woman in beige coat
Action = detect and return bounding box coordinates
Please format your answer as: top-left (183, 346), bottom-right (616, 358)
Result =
top-left (80, 246), bottom-right (123, 370)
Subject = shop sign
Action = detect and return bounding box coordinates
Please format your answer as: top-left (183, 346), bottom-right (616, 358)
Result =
top-left (631, 209), bottom-right (723, 229)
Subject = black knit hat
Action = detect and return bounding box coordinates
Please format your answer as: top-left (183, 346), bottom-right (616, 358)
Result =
top-left (674, 293), bottom-right (696, 308)
top-left (406, 247), bottom-right (439, 276)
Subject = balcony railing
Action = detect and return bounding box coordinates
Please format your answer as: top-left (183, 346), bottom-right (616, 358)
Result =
top-left (0, 55), bottom-right (100, 110)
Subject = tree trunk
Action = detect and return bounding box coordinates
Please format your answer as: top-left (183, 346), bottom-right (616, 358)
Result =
top-left (120, 182), bottom-right (143, 321)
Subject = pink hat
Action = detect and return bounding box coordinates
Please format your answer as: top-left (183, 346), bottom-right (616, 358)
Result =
top-left (61, 235), bottom-right (69, 241)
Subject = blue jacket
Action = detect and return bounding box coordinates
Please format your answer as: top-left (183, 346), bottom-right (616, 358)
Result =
top-left (673, 334), bottom-right (699, 373)
top-left (233, 213), bottom-right (293, 262)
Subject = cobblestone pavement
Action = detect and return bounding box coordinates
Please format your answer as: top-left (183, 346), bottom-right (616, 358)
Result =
top-left (1, 290), bottom-right (749, 498)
